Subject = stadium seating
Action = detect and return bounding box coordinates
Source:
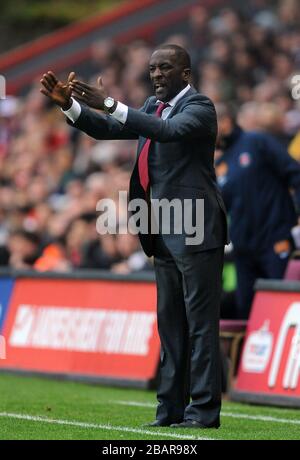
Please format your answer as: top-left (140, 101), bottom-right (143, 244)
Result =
top-left (220, 320), bottom-right (247, 391)
top-left (284, 251), bottom-right (300, 280)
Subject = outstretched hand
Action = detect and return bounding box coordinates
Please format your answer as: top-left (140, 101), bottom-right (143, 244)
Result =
top-left (40, 71), bottom-right (75, 110)
top-left (69, 76), bottom-right (107, 110)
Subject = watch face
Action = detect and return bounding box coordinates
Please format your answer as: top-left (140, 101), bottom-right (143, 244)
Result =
top-left (105, 97), bottom-right (114, 108)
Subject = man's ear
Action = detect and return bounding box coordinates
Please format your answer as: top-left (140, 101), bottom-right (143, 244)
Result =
top-left (183, 68), bottom-right (191, 81)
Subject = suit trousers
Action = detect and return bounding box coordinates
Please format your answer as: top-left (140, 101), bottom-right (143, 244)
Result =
top-left (153, 235), bottom-right (224, 427)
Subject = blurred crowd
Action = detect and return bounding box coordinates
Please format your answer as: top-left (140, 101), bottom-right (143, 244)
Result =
top-left (0, 0), bottom-right (299, 274)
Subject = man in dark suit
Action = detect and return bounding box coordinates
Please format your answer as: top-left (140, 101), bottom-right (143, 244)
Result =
top-left (215, 103), bottom-right (300, 319)
top-left (40, 44), bottom-right (228, 429)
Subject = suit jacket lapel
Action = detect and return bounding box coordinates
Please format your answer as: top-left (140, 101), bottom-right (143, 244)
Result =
top-left (167, 86), bottom-right (196, 117)
top-left (136, 87), bottom-right (197, 155)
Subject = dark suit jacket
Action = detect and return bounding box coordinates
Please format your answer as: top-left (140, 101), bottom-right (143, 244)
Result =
top-left (69, 87), bottom-right (228, 256)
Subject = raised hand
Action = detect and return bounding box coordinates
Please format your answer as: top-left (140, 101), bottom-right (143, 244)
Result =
top-left (70, 76), bottom-right (107, 110)
top-left (40, 71), bottom-right (75, 110)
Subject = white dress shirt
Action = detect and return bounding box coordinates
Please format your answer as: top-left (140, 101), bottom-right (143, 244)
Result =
top-left (62, 84), bottom-right (191, 123)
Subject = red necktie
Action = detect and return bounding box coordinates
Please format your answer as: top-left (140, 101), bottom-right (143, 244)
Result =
top-left (138, 102), bottom-right (169, 192)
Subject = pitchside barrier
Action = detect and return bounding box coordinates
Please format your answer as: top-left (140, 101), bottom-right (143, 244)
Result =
top-left (0, 269), bottom-right (249, 395)
top-left (231, 279), bottom-right (300, 407)
top-left (2, 270), bottom-right (298, 406)
top-left (0, 269), bottom-right (159, 388)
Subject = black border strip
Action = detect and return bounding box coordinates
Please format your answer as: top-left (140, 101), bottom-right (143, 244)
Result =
top-left (255, 278), bottom-right (300, 293)
top-left (0, 267), bottom-right (155, 283)
top-left (230, 389), bottom-right (300, 408)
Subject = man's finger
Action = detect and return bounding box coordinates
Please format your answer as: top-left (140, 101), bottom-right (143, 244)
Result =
top-left (97, 76), bottom-right (103, 88)
top-left (40, 78), bottom-right (52, 92)
top-left (72, 94), bottom-right (86, 103)
top-left (40, 88), bottom-right (51, 97)
top-left (66, 85), bottom-right (73, 98)
top-left (42, 73), bottom-right (56, 89)
top-left (68, 71), bottom-right (76, 84)
top-left (47, 71), bottom-right (58, 84)
top-left (71, 89), bottom-right (87, 100)
top-left (70, 84), bottom-right (91, 97)
top-left (70, 80), bottom-right (91, 91)
top-left (70, 86), bottom-right (84, 96)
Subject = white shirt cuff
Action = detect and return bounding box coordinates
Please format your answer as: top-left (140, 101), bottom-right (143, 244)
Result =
top-left (111, 101), bottom-right (128, 124)
top-left (62, 97), bottom-right (81, 123)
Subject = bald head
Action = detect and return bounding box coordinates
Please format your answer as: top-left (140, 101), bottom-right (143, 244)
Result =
top-left (154, 44), bottom-right (191, 69)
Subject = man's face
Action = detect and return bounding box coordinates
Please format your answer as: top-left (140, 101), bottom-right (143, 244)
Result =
top-left (215, 115), bottom-right (234, 148)
top-left (217, 116), bottom-right (234, 138)
top-left (149, 49), bottom-right (190, 102)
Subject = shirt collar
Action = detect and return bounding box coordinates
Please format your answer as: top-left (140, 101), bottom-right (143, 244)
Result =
top-left (156, 84), bottom-right (191, 107)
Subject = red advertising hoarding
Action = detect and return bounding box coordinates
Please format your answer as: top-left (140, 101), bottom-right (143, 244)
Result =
top-left (232, 280), bottom-right (300, 406)
top-left (0, 276), bottom-right (159, 386)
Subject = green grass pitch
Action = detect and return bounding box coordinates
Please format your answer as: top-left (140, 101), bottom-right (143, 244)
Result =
top-left (0, 373), bottom-right (299, 440)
